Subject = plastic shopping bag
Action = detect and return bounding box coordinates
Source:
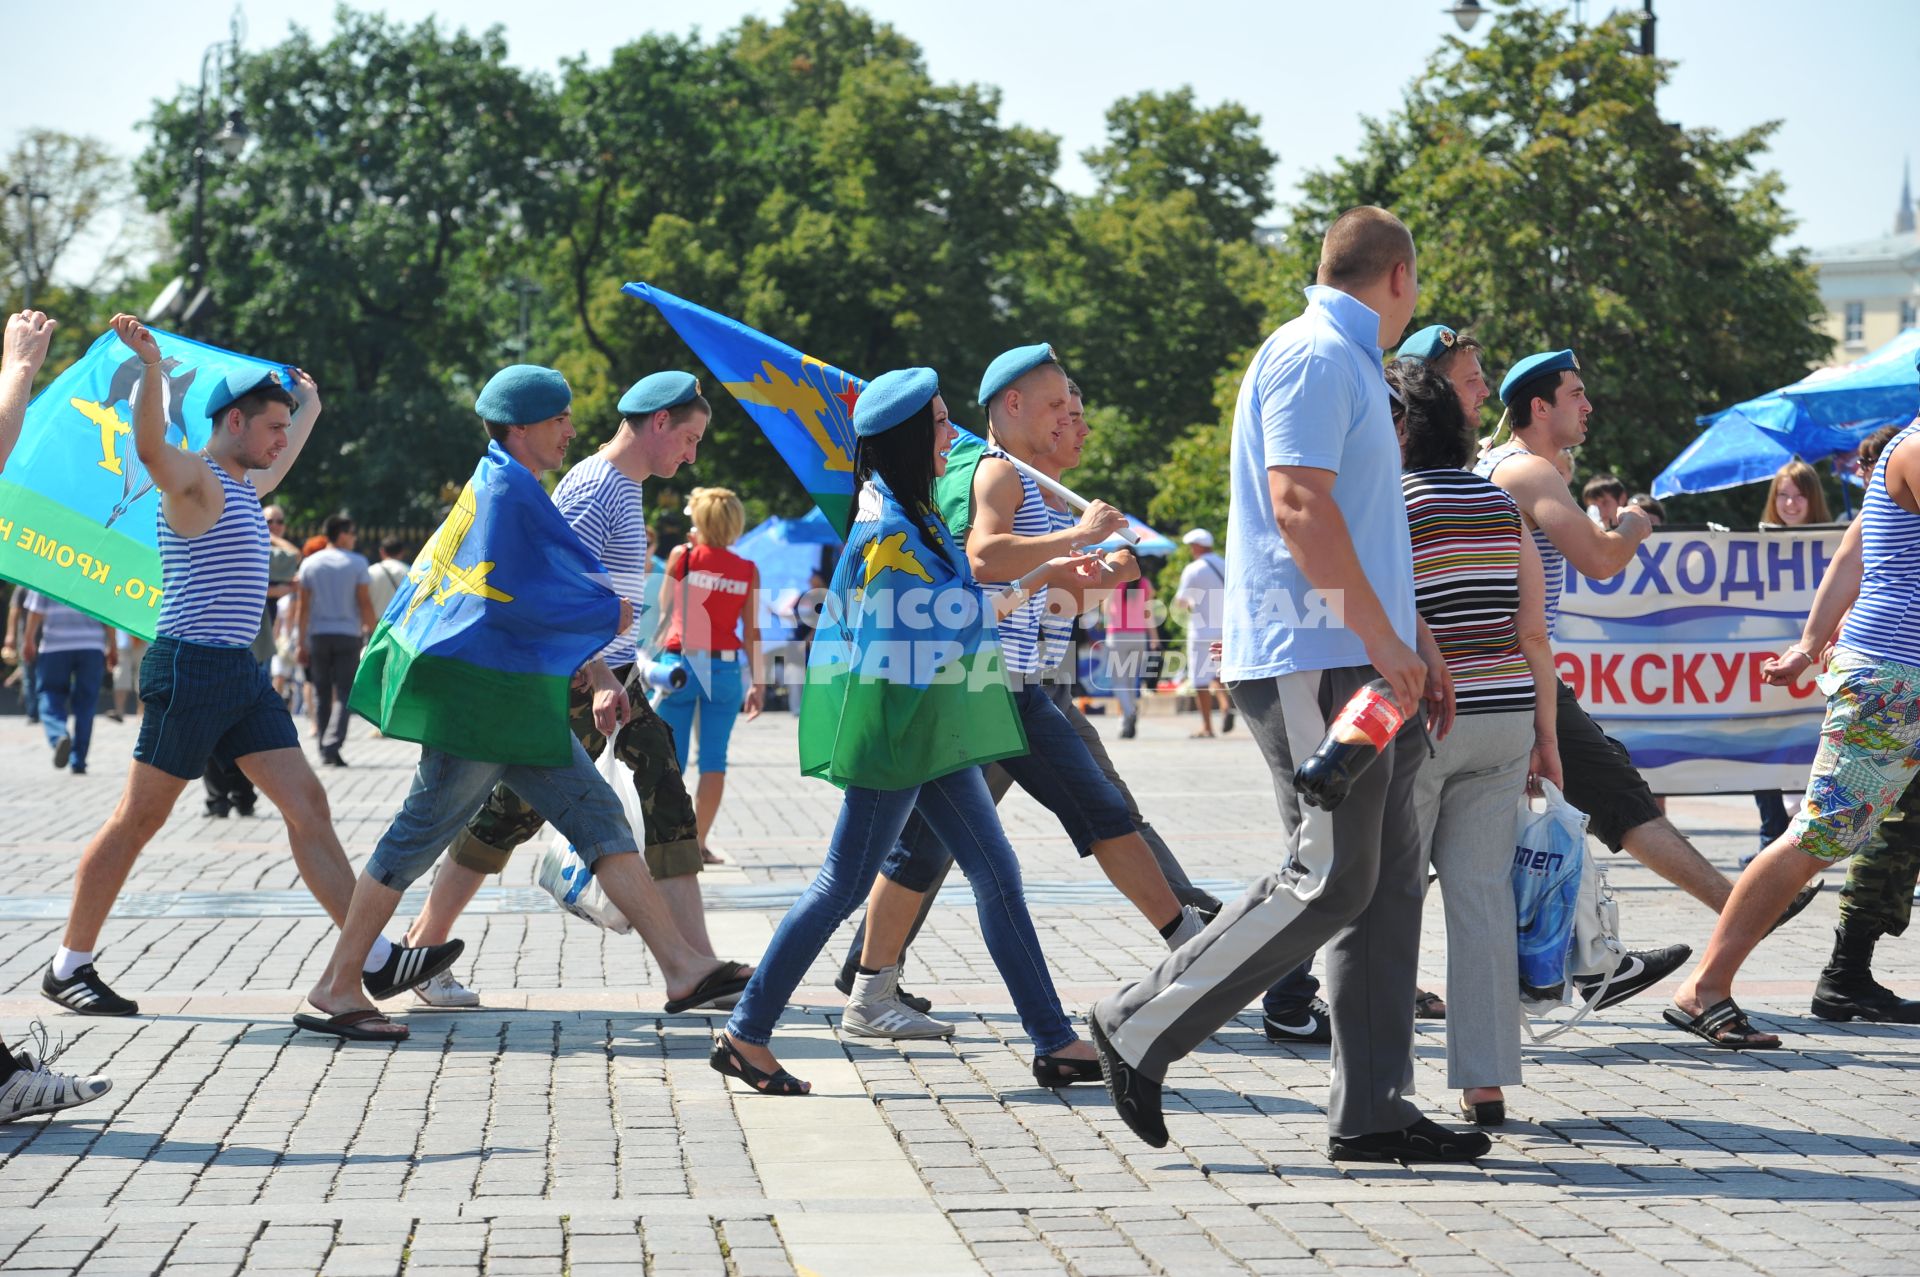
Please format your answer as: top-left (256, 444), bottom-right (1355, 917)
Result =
top-left (536, 746), bottom-right (635, 934)
top-left (1510, 779), bottom-right (1586, 1006)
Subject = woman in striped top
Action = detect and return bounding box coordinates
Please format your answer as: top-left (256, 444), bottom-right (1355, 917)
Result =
top-left (1391, 358), bottom-right (1561, 1125)
top-left (1669, 416), bottom-right (1920, 1049)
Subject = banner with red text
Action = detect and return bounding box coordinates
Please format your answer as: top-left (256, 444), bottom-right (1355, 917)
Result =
top-left (1557, 526), bottom-right (1844, 795)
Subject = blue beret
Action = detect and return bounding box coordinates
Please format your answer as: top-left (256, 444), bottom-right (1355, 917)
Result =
top-left (619, 370), bottom-right (702, 417)
top-left (1499, 349), bottom-right (1580, 407)
top-left (1396, 324), bottom-right (1458, 364)
top-left (853, 367), bottom-right (940, 438)
top-left (206, 367), bottom-right (284, 420)
top-left (978, 342), bottom-right (1057, 407)
top-left (475, 364), bottom-right (572, 426)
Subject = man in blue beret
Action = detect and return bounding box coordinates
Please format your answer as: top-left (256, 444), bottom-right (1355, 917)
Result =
top-left (1397, 323), bottom-right (1490, 421)
top-left (44, 315), bottom-right (444, 1026)
top-left (1091, 207), bottom-right (1494, 1164)
top-left (1475, 350), bottom-right (1818, 1007)
top-left (394, 371), bottom-right (737, 1006)
top-left (298, 366), bottom-right (751, 1037)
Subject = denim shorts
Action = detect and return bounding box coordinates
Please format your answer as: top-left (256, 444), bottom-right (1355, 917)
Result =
top-left (367, 736), bottom-right (636, 892)
top-left (135, 636), bottom-right (299, 780)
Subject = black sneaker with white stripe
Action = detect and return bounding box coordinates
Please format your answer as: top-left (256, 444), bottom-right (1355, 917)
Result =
top-left (41, 963), bottom-right (139, 1017)
top-left (1263, 997), bottom-right (1333, 1044)
top-left (362, 940), bottom-right (465, 1001)
top-left (1571, 943), bottom-right (1691, 1011)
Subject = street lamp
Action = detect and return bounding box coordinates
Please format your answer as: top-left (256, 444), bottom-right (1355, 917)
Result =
top-left (1444, 0), bottom-right (1486, 32)
top-left (184, 18), bottom-right (251, 338)
top-left (1446, 0), bottom-right (1655, 52)
top-left (4, 182), bottom-right (51, 310)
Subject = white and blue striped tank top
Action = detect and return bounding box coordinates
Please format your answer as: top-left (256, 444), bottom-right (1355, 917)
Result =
top-left (155, 456), bottom-right (271, 647)
top-left (981, 447), bottom-right (1051, 677)
top-left (1474, 442), bottom-right (1567, 637)
top-left (1839, 423), bottom-right (1920, 667)
top-left (1038, 502), bottom-right (1077, 673)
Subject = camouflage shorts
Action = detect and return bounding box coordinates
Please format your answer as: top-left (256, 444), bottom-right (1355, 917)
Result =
top-left (450, 674), bottom-right (703, 879)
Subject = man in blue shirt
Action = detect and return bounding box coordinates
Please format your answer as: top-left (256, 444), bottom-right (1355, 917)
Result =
top-left (1092, 207), bottom-right (1489, 1164)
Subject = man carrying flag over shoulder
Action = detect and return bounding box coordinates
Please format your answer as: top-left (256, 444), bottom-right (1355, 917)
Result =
top-left (43, 315), bottom-right (414, 1020)
top-left (302, 365), bottom-right (750, 1041)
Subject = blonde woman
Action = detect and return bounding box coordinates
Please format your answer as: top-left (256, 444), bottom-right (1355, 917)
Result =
top-left (656, 487), bottom-right (763, 857)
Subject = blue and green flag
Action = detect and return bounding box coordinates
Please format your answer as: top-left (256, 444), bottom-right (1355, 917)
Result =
top-left (350, 442), bottom-right (623, 767)
top-left (0, 327), bottom-right (288, 635)
top-left (798, 475), bottom-right (1026, 790)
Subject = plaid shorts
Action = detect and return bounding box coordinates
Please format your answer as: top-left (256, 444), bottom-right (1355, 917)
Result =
top-left (134, 636), bottom-right (299, 780)
top-left (1791, 649), bottom-right (1920, 863)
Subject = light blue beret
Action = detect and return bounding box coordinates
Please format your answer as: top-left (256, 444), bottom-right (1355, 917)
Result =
top-left (206, 367), bottom-right (284, 419)
top-left (1499, 349), bottom-right (1580, 407)
top-left (1396, 324), bottom-right (1458, 364)
top-left (978, 342), bottom-right (1057, 407)
top-left (475, 364), bottom-right (572, 426)
top-left (853, 367), bottom-right (940, 438)
top-left (619, 370), bottom-right (702, 416)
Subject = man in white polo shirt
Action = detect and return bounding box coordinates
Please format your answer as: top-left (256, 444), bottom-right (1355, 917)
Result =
top-left (1174, 528), bottom-right (1232, 736)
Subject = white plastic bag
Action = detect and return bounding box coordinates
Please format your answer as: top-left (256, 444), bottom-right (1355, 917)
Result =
top-left (1510, 780), bottom-right (1625, 1043)
top-left (536, 745), bottom-right (635, 934)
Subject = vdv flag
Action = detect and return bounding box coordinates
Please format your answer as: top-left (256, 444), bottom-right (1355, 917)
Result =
top-left (349, 442), bottom-right (623, 767)
top-left (0, 327), bottom-right (288, 635)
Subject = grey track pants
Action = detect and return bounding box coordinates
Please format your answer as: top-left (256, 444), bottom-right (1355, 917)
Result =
top-left (1092, 665), bottom-right (1429, 1139)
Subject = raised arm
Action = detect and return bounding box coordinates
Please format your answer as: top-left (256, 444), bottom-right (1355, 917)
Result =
top-left (252, 368), bottom-right (321, 498)
top-left (0, 309), bottom-right (57, 475)
top-left (109, 314), bottom-right (210, 506)
top-left (964, 456), bottom-right (1122, 583)
top-left (1498, 450), bottom-right (1649, 579)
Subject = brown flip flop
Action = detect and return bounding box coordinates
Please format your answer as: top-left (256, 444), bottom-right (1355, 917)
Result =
top-left (293, 1008), bottom-right (410, 1042)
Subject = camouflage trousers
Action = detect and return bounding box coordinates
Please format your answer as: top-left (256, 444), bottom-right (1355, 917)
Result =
top-left (449, 668), bottom-right (703, 880)
top-left (1839, 774), bottom-right (1920, 937)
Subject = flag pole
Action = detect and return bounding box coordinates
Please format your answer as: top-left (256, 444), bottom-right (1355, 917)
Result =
top-left (1000, 454), bottom-right (1141, 547)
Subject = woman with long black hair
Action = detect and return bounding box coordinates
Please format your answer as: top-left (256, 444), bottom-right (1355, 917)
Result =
top-left (710, 367), bottom-right (1101, 1094)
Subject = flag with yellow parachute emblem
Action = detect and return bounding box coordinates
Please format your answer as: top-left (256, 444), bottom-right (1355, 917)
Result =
top-left (797, 474), bottom-right (1026, 790)
top-left (349, 441), bottom-right (623, 767)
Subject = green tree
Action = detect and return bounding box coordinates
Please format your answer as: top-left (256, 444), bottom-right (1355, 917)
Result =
top-left (1260, 3), bottom-right (1828, 525)
top-left (134, 8), bottom-right (555, 523)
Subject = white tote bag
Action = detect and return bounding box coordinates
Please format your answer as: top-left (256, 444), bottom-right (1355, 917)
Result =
top-left (535, 745), bottom-right (639, 934)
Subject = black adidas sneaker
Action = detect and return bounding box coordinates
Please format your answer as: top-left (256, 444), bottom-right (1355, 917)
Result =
top-left (362, 940), bottom-right (466, 1001)
top-left (41, 963), bottom-right (139, 1017)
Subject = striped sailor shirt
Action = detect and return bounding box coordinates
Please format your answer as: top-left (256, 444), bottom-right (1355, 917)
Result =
top-left (154, 457), bottom-right (270, 648)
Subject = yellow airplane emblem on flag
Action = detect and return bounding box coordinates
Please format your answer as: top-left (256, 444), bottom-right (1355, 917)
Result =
top-left (404, 481), bottom-right (515, 623)
top-left (861, 531), bottom-right (934, 588)
top-left (722, 357), bottom-right (855, 473)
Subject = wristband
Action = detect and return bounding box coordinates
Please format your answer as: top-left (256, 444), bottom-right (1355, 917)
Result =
top-left (1784, 645), bottom-right (1814, 663)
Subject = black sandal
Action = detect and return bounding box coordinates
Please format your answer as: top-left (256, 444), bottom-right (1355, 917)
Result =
top-left (664, 961), bottom-right (753, 1014)
top-left (1032, 1051), bottom-right (1102, 1088)
top-left (709, 1035), bottom-right (810, 1095)
top-left (1415, 989), bottom-right (1447, 1019)
top-left (1662, 998), bottom-right (1781, 1049)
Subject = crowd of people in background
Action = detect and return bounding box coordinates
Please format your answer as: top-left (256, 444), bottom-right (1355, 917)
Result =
top-left (2, 198), bottom-right (1917, 1181)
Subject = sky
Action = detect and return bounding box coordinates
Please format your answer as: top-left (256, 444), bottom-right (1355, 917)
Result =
top-left (2, 0), bottom-right (1915, 285)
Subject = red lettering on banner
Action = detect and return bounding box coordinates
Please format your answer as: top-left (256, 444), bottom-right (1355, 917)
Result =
top-left (1630, 654), bottom-right (1665, 703)
top-left (1555, 652), bottom-right (1583, 698)
top-left (1789, 670), bottom-right (1819, 700)
top-left (1592, 653), bottom-right (1625, 703)
top-left (1749, 655), bottom-right (1768, 704)
top-left (1712, 653), bottom-right (1742, 702)
top-left (1673, 653), bottom-right (1707, 703)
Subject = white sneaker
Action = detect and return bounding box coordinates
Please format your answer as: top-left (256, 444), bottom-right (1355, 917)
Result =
top-left (412, 968), bottom-right (481, 1008)
top-left (1, 1023), bottom-right (111, 1122)
top-left (842, 966), bottom-right (954, 1039)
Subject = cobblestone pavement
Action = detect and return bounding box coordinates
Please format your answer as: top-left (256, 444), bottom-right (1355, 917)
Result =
top-left (2, 703), bottom-right (1917, 1275)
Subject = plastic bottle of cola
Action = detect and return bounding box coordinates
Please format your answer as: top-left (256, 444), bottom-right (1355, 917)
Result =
top-left (1292, 678), bottom-right (1406, 811)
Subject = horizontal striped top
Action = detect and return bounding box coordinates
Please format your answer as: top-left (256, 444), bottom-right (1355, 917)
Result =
top-left (155, 456), bottom-right (270, 648)
top-left (1037, 502), bottom-right (1077, 674)
top-left (1474, 442), bottom-right (1565, 638)
top-left (553, 454), bottom-right (648, 666)
top-left (24, 591), bottom-right (108, 654)
top-left (1839, 423), bottom-right (1920, 667)
top-left (979, 448), bottom-right (1050, 677)
top-left (1404, 468), bottom-right (1535, 715)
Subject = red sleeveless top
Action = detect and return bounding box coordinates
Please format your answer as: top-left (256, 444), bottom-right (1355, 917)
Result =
top-left (663, 543), bottom-right (753, 653)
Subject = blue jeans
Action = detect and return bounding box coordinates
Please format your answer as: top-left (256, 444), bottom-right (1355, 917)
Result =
top-left (656, 652), bottom-right (744, 774)
top-left (367, 737), bottom-right (635, 891)
top-left (1262, 959), bottom-right (1320, 1018)
top-left (36, 648), bottom-right (105, 768)
top-left (727, 766), bottom-right (1076, 1055)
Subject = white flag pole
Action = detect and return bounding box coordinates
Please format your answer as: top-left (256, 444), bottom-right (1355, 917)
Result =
top-left (1000, 454), bottom-right (1141, 546)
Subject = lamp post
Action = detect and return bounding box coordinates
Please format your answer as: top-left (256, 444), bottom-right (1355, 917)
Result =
top-left (1446, 0), bottom-right (1655, 51)
top-left (4, 182), bottom-right (51, 309)
top-left (184, 20), bottom-right (250, 338)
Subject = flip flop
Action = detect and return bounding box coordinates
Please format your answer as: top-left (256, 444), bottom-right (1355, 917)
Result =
top-left (663, 961), bottom-right (753, 1014)
top-left (293, 1008), bottom-right (410, 1042)
top-left (700, 847), bottom-right (727, 865)
top-left (1661, 997), bottom-right (1780, 1049)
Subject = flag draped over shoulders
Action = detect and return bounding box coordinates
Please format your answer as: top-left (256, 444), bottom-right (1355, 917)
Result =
top-left (798, 477), bottom-right (1027, 791)
top-left (0, 326), bottom-right (287, 636)
top-left (350, 442), bottom-right (622, 767)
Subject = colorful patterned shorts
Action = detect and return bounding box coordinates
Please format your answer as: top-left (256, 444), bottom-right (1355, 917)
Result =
top-left (1791, 649), bottom-right (1920, 862)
